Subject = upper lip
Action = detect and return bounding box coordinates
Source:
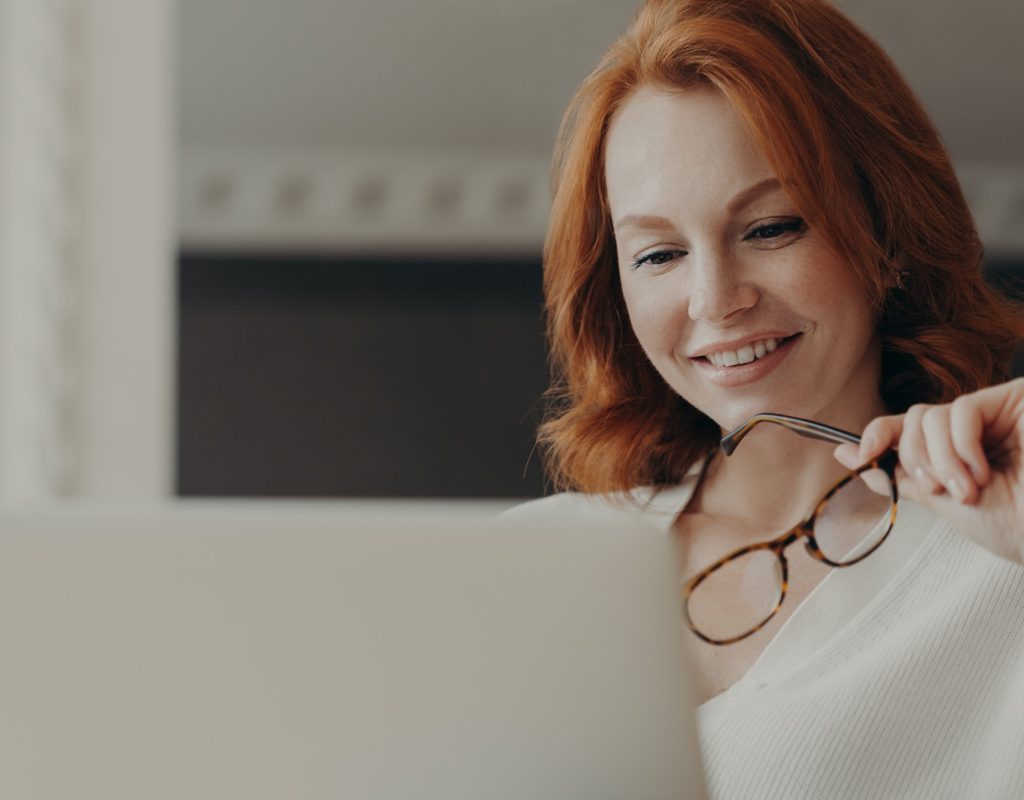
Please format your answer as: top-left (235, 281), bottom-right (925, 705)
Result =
top-left (688, 332), bottom-right (799, 359)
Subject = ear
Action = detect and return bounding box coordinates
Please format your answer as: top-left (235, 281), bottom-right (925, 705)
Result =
top-left (883, 250), bottom-right (910, 291)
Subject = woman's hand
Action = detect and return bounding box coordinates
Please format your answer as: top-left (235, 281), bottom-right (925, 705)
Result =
top-left (834, 378), bottom-right (1024, 566)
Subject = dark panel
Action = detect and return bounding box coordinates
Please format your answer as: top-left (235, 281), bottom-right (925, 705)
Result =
top-left (985, 259), bottom-right (1024, 378)
top-left (177, 253), bottom-right (550, 498)
top-left (178, 255), bottom-right (1024, 499)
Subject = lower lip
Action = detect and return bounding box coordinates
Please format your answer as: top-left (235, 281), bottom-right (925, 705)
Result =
top-left (690, 334), bottom-right (801, 387)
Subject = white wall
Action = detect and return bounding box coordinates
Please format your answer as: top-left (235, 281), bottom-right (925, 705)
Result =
top-left (176, 0), bottom-right (1024, 257)
top-left (177, 0), bottom-right (1024, 161)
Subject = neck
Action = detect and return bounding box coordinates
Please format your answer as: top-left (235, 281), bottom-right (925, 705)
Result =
top-left (691, 395), bottom-right (890, 534)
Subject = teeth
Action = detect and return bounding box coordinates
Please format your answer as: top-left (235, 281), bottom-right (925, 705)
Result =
top-left (707, 337), bottom-right (783, 367)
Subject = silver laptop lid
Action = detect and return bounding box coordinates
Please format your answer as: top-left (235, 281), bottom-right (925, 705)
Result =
top-left (0, 502), bottom-right (706, 799)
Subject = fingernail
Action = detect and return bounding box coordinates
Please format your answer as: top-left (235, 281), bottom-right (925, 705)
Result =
top-left (914, 467), bottom-right (940, 493)
top-left (947, 478), bottom-right (968, 503)
top-left (859, 434), bottom-right (876, 457)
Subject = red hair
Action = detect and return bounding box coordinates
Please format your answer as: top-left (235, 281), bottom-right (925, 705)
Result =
top-left (539, 0), bottom-right (1024, 495)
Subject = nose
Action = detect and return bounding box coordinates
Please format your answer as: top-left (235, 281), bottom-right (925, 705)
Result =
top-left (686, 248), bottom-right (759, 323)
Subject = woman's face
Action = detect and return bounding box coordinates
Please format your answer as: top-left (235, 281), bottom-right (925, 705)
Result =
top-left (604, 84), bottom-right (885, 432)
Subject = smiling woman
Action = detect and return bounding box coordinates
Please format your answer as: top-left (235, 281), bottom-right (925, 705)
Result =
top-left (505, 0), bottom-right (1024, 797)
top-left (536, 0), bottom-right (1022, 496)
top-left (606, 84), bottom-right (885, 433)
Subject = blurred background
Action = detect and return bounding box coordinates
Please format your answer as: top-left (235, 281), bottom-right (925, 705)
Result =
top-left (0, 0), bottom-right (1021, 502)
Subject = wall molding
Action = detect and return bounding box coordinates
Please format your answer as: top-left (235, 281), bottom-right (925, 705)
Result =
top-left (0, 0), bottom-right (82, 497)
top-left (0, 0), bottom-right (173, 499)
top-left (179, 147), bottom-right (552, 255)
top-left (180, 149), bottom-right (1024, 259)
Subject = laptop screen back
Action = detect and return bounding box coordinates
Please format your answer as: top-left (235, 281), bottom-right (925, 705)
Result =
top-left (0, 502), bottom-right (706, 799)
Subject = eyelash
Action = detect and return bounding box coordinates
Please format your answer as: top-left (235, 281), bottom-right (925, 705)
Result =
top-left (630, 218), bottom-right (808, 270)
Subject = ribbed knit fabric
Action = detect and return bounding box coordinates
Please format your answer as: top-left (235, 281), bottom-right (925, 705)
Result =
top-left (507, 473), bottom-right (1024, 799)
top-left (698, 502), bottom-right (1024, 799)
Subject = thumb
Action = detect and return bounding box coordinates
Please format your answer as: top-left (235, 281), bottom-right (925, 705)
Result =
top-left (833, 443), bottom-right (860, 469)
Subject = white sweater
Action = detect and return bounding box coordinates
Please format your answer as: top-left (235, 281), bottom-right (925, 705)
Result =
top-left (508, 466), bottom-right (1024, 799)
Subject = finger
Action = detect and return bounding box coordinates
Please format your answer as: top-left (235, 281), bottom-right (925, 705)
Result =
top-left (833, 444), bottom-right (890, 496)
top-left (948, 395), bottom-right (992, 487)
top-left (858, 414), bottom-right (903, 462)
top-left (893, 463), bottom-right (926, 505)
top-left (920, 405), bottom-right (978, 504)
top-left (858, 464), bottom-right (893, 497)
top-left (897, 404), bottom-right (943, 495)
top-left (833, 443), bottom-right (859, 469)
top-left (949, 379), bottom-right (1024, 477)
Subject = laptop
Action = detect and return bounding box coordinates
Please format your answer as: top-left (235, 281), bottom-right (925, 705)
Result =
top-left (0, 500), bottom-right (707, 799)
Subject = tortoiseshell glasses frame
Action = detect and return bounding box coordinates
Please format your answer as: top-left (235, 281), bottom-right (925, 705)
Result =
top-left (681, 412), bottom-right (900, 646)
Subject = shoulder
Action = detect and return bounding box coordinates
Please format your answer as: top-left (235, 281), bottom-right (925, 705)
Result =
top-left (500, 473), bottom-right (706, 534)
top-left (500, 490), bottom-right (638, 521)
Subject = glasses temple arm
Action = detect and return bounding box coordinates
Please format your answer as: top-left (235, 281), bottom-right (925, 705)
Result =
top-left (720, 415), bottom-right (861, 455)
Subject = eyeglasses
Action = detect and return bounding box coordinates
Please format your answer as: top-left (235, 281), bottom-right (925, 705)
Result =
top-left (681, 413), bottom-right (899, 646)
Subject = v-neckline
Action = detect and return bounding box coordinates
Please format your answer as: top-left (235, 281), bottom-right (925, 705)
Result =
top-left (638, 455), bottom-right (938, 717)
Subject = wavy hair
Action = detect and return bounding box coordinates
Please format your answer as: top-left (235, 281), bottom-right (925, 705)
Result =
top-left (539, 0), bottom-right (1024, 495)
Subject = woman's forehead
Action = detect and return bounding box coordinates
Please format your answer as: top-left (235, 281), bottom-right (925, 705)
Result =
top-left (604, 86), bottom-right (782, 229)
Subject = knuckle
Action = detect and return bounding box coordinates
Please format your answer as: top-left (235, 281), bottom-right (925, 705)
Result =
top-left (862, 417), bottom-right (886, 437)
top-left (905, 403), bottom-right (931, 420)
top-left (948, 399), bottom-right (974, 435)
top-left (897, 430), bottom-right (919, 457)
top-left (949, 394), bottom-right (971, 415)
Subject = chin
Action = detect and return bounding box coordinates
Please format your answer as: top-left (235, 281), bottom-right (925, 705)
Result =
top-left (688, 389), bottom-right (815, 434)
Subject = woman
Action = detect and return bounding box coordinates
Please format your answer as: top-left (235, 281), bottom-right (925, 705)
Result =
top-left (510, 0), bottom-right (1024, 796)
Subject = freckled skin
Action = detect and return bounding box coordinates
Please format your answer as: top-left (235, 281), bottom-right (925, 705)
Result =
top-left (605, 84), bottom-right (884, 433)
top-left (604, 85), bottom-right (892, 699)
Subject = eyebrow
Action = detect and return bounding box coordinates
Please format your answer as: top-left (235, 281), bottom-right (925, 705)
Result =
top-left (613, 177), bottom-right (784, 232)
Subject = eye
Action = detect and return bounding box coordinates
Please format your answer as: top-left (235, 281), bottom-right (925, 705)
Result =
top-left (631, 248), bottom-right (687, 270)
top-left (745, 218), bottom-right (807, 244)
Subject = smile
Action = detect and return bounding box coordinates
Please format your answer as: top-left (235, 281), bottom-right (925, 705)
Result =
top-left (705, 336), bottom-right (785, 367)
top-left (691, 333), bottom-right (802, 387)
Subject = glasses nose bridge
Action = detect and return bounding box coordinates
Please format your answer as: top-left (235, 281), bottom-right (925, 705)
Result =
top-left (770, 522), bottom-right (813, 557)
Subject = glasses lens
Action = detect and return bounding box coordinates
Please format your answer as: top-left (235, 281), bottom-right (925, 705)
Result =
top-left (687, 548), bottom-right (783, 643)
top-left (814, 467), bottom-right (894, 564)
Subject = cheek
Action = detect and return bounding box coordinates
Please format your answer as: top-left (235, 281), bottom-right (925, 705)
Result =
top-left (620, 280), bottom-right (679, 355)
top-left (776, 256), bottom-right (860, 323)
top-left (791, 247), bottom-right (869, 314)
